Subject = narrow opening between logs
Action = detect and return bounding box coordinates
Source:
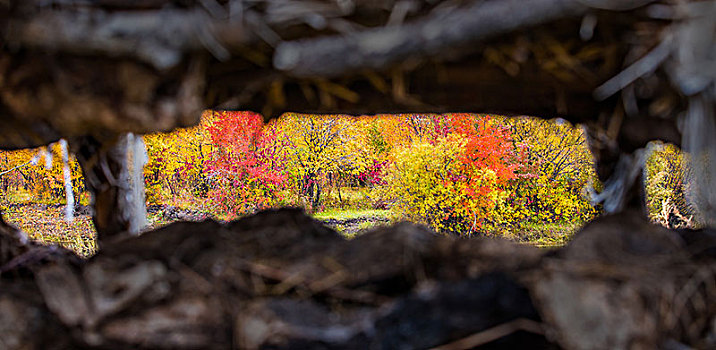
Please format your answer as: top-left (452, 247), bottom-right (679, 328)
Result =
top-left (0, 111), bottom-right (702, 257)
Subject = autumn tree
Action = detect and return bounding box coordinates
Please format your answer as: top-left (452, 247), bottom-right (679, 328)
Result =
top-left (499, 117), bottom-right (598, 224)
top-left (0, 148), bottom-right (38, 197)
top-left (274, 114), bottom-right (372, 211)
top-left (144, 112), bottom-right (214, 204)
top-left (644, 142), bottom-right (696, 228)
top-left (204, 111), bottom-right (287, 216)
top-left (0, 144), bottom-right (85, 205)
top-left (384, 114), bottom-right (522, 235)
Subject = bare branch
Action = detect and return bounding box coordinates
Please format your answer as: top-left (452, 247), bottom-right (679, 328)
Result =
top-left (0, 160), bottom-right (32, 177)
top-left (6, 8), bottom-right (251, 70)
top-left (273, 0), bottom-right (591, 78)
top-left (593, 34), bottom-right (674, 100)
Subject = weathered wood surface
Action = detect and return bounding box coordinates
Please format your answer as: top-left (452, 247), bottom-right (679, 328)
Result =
top-left (1, 208), bottom-right (714, 349)
top-left (0, 2), bottom-right (713, 347)
top-left (0, 0), bottom-right (690, 149)
top-left (4, 0), bottom-right (713, 230)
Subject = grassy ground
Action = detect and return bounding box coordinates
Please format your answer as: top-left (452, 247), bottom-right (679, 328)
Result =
top-left (313, 208), bottom-right (390, 221)
top-left (490, 222), bottom-right (583, 248)
top-left (1, 202), bottom-right (209, 257)
top-left (2, 199), bottom-right (580, 257)
top-left (2, 203), bottom-right (98, 257)
top-left (314, 208), bottom-right (581, 246)
top-left (314, 208), bottom-right (391, 237)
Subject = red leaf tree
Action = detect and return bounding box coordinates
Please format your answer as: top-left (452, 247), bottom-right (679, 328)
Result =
top-left (204, 111), bottom-right (286, 216)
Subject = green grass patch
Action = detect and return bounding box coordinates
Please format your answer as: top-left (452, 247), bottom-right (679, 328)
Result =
top-left (491, 221), bottom-right (582, 248)
top-left (313, 208), bottom-right (390, 221)
top-left (314, 208), bottom-right (391, 238)
top-left (146, 211), bottom-right (173, 230)
top-left (1, 189), bottom-right (34, 203)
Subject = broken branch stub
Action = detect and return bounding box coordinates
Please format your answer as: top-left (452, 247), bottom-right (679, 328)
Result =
top-left (73, 135), bottom-right (147, 243)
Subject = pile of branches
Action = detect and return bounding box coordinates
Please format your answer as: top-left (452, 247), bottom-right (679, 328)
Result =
top-left (0, 0), bottom-right (707, 146)
top-left (1, 208), bottom-right (714, 349)
top-left (3, 0), bottom-right (715, 234)
top-left (1, 2), bottom-right (714, 347)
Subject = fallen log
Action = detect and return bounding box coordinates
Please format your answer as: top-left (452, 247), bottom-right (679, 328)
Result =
top-left (1, 208), bottom-right (713, 349)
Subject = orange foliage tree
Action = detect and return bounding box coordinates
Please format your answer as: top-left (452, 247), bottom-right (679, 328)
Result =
top-left (383, 114), bottom-right (524, 235)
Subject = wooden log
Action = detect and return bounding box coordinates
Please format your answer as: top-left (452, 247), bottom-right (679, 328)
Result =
top-left (0, 209), bottom-right (713, 349)
top-left (73, 136), bottom-right (132, 243)
top-left (273, 0), bottom-right (590, 78)
top-left (6, 8), bottom-right (250, 70)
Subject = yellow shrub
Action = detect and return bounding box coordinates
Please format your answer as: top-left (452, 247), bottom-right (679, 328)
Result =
top-left (384, 135), bottom-right (507, 235)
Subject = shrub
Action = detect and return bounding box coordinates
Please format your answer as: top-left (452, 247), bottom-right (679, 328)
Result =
top-left (644, 142), bottom-right (697, 228)
top-left (204, 111), bottom-right (287, 216)
top-left (384, 130), bottom-right (514, 235)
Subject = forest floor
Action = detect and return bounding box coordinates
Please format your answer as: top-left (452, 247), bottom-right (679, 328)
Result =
top-left (0, 202), bottom-right (581, 257)
top-left (312, 208), bottom-right (581, 247)
top-left (1, 203), bottom-right (580, 257)
top-left (2, 203), bottom-right (97, 257)
top-left (491, 222), bottom-right (582, 248)
top-left (314, 209), bottom-right (391, 237)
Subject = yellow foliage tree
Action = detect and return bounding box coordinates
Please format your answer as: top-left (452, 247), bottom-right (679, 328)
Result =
top-left (143, 111), bottom-right (215, 205)
top-left (273, 113), bottom-right (373, 210)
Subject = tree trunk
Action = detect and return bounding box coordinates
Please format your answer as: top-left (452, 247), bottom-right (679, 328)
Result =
top-left (73, 136), bottom-right (131, 244)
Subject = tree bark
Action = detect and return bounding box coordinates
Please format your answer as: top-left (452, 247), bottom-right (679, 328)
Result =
top-left (1, 208), bottom-right (713, 349)
top-left (273, 0), bottom-right (590, 78)
top-left (73, 136), bottom-right (131, 244)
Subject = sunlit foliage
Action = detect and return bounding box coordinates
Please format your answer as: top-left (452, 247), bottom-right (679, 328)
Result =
top-left (381, 114), bottom-right (598, 235)
top-left (144, 111), bottom-right (214, 205)
top-left (500, 117), bottom-right (599, 225)
top-left (382, 115), bottom-right (519, 234)
top-left (273, 114), bottom-right (374, 211)
top-left (11, 111), bottom-right (698, 242)
top-left (644, 142), bottom-right (697, 228)
top-left (0, 143), bottom-right (86, 205)
top-left (205, 111), bottom-right (287, 215)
